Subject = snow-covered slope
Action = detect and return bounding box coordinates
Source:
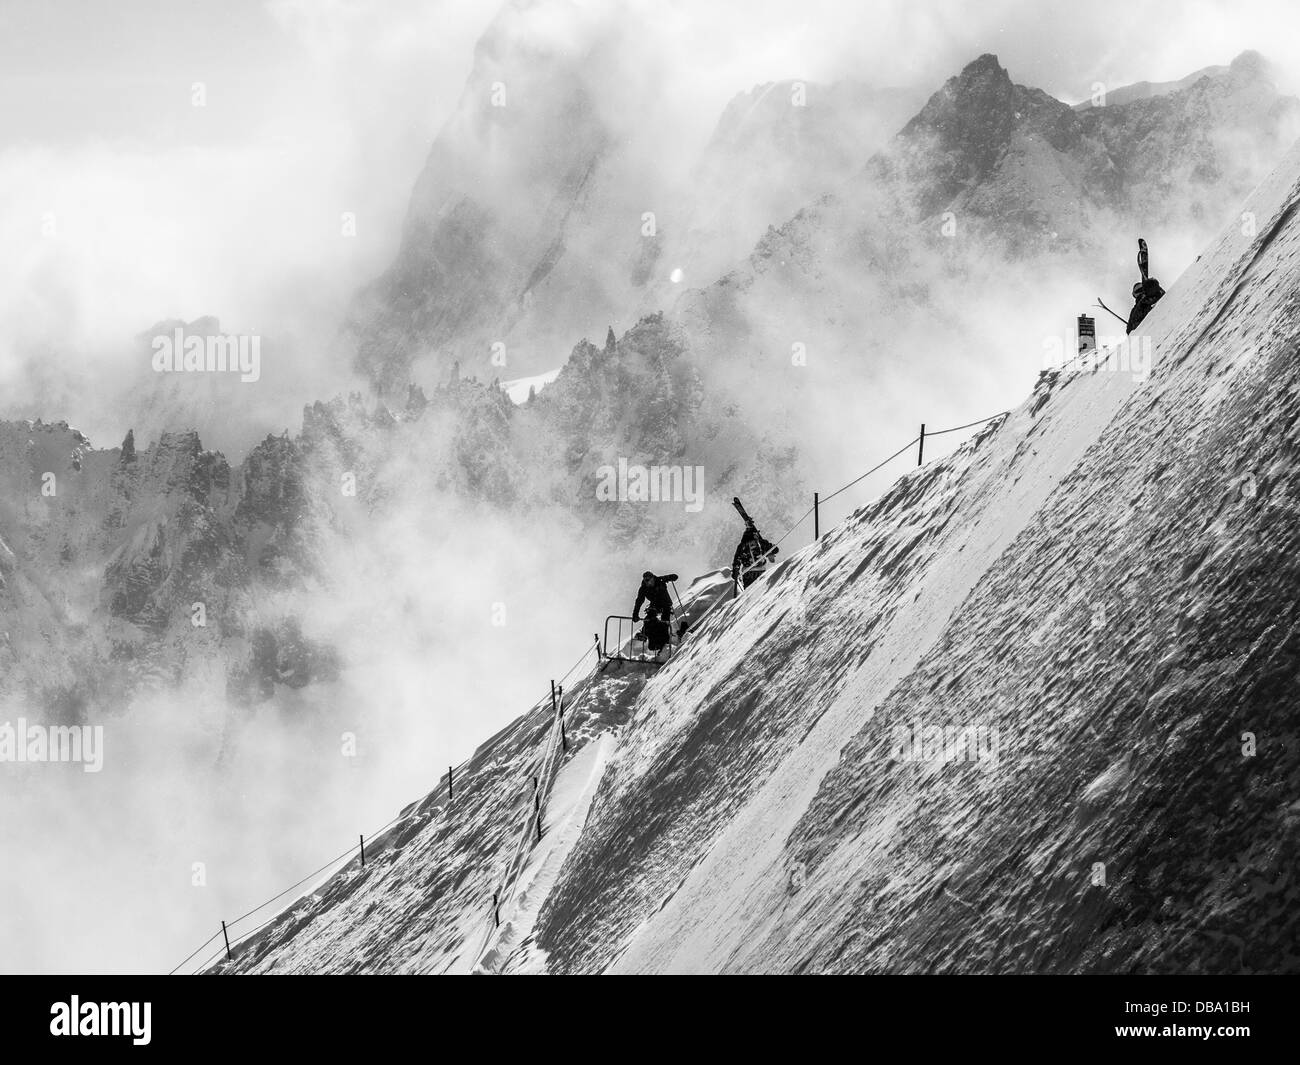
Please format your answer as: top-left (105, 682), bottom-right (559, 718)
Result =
top-left (1073, 62), bottom-right (1230, 110)
top-left (208, 574), bottom-right (735, 974)
top-left (216, 137), bottom-right (1300, 974)
top-left (501, 367), bottom-right (561, 405)
top-left (539, 140), bottom-right (1300, 975)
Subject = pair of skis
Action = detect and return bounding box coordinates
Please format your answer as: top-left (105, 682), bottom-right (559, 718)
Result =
top-left (1094, 238), bottom-right (1151, 326)
top-left (1095, 297), bottom-right (1127, 326)
top-left (732, 497), bottom-right (777, 594)
top-left (732, 496), bottom-right (758, 529)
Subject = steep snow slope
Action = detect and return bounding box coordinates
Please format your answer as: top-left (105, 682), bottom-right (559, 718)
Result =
top-left (536, 140), bottom-right (1300, 974)
top-left (216, 138), bottom-right (1300, 974)
top-left (208, 575), bottom-right (734, 974)
top-left (205, 665), bottom-right (640, 974)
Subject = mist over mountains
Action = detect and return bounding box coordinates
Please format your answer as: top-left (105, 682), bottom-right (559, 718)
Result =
top-left (344, 21), bottom-right (1299, 496)
top-left (3, 0), bottom-right (1300, 975)
top-left (218, 126), bottom-right (1300, 974)
top-left (350, 22), bottom-right (1296, 400)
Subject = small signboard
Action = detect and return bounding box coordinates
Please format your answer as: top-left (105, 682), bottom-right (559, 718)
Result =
top-left (1077, 314), bottom-right (1096, 354)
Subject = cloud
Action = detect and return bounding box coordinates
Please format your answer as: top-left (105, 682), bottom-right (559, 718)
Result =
top-left (0, 0), bottom-right (495, 453)
top-left (5, 0), bottom-right (1299, 449)
top-left (4, 0), bottom-right (1300, 973)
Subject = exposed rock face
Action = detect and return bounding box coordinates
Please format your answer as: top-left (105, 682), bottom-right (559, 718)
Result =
top-left (336, 36), bottom-right (1300, 575)
top-left (0, 420), bottom-right (324, 715)
top-left (216, 135), bottom-right (1300, 976)
top-left (228, 616), bottom-right (341, 707)
top-left (665, 51), bottom-right (1300, 462)
top-left (344, 2), bottom-right (930, 392)
top-left (349, 29), bottom-right (1299, 403)
top-left (864, 50), bottom-right (1299, 244)
top-left (1074, 61), bottom-right (1232, 110)
top-left (346, 0), bottom-right (618, 393)
top-left (644, 79), bottom-right (927, 302)
top-left (0, 309), bottom-right (798, 721)
top-left (886, 53), bottom-right (1034, 217)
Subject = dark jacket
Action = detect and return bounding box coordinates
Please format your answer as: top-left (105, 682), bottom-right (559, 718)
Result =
top-left (1126, 277), bottom-right (1165, 334)
top-left (633, 573), bottom-right (677, 620)
top-left (732, 526), bottom-right (777, 583)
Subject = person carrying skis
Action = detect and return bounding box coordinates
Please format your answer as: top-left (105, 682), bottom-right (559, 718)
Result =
top-left (1126, 237), bottom-right (1165, 334)
top-left (632, 571), bottom-right (678, 653)
top-left (731, 497), bottom-right (778, 590)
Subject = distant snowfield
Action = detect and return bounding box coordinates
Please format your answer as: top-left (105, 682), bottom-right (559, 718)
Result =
top-left (501, 368), bottom-right (562, 404)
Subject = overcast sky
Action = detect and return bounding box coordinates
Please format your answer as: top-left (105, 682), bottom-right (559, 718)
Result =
top-left (6, 0), bottom-right (1298, 145)
top-left (5, 0), bottom-right (1300, 974)
top-left (3, 0), bottom-right (1299, 443)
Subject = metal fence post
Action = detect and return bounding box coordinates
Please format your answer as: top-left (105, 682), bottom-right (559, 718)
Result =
top-left (558, 685), bottom-right (568, 752)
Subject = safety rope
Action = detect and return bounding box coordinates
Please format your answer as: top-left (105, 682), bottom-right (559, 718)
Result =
top-left (691, 410), bottom-right (1009, 637)
top-left (492, 707), bottom-right (563, 919)
top-left (466, 648), bottom-right (603, 972)
top-left (166, 929), bottom-right (223, 976)
top-left (171, 407), bottom-right (1009, 976)
top-left (172, 805), bottom-right (415, 973)
top-left (521, 671), bottom-right (598, 887)
top-left (919, 410), bottom-right (1009, 438)
top-left (819, 436), bottom-right (919, 505)
top-left (172, 633), bottom-right (603, 976)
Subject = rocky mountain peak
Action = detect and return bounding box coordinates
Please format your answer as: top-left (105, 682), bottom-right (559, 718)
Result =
top-left (1228, 49), bottom-right (1269, 83)
top-left (889, 53), bottom-right (1063, 216)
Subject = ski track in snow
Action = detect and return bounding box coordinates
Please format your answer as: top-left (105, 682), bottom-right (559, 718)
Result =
top-left (477, 732), bottom-right (615, 974)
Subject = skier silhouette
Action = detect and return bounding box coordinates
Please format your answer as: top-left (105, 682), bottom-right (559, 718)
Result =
top-left (1126, 237), bottom-right (1165, 334)
top-left (731, 498), bottom-right (778, 590)
top-left (632, 571), bottom-right (677, 653)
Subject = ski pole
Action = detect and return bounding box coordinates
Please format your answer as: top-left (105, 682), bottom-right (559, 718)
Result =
top-left (669, 581), bottom-right (690, 640)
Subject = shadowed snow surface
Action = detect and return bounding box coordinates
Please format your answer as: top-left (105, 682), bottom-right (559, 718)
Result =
top-left (221, 141), bottom-right (1300, 974)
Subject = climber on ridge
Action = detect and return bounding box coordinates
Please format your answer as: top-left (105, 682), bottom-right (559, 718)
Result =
top-left (632, 571), bottom-right (678, 655)
top-left (731, 497), bottom-right (778, 591)
top-left (1126, 237), bottom-right (1165, 334)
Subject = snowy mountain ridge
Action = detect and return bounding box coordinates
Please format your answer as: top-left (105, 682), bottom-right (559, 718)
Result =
top-left (212, 133), bottom-right (1300, 973)
top-left (349, 0), bottom-right (1297, 396)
